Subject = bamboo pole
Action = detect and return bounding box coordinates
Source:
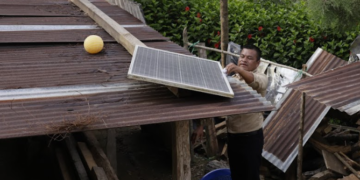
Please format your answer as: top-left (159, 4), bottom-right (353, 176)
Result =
top-left (220, 0), bottom-right (229, 68)
top-left (183, 27), bottom-right (188, 50)
top-left (297, 64), bottom-right (307, 180)
top-left (187, 42), bottom-right (313, 77)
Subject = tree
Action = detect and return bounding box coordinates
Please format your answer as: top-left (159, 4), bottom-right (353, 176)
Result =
top-left (305, 0), bottom-right (360, 32)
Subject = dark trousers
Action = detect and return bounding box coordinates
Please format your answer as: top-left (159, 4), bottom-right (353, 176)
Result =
top-left (227, 128), bottom-right (264, 180)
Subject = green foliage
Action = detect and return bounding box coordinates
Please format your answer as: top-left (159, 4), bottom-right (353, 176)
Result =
top-left (135, 0), bottom-right (359, 68)
top-left (306, 0), bottom-right (360, 32)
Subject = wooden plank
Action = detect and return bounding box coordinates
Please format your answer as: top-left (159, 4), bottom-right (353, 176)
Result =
top-left (203, 118), bottom-right (218, 157)
top-left (91, 166), bottom-right (109, 180)
top-left (71, 0), bottom-right (146, 55)
top-left (106, 129), bottom-right (117, 174)
top-left (309, 170), bottom-right (335, 180)
top-left (83, 131), bottom-right (119, 180)
top-left (55, 148), bottom-right (74, 180)
top-left (77, 142), bottom-right (97, 172)
top-left (322, 150), bottom-right (347, 175)
top-left (172, 121), bottom-right (191, 180)
top-left (65, 135), bottom-right (90, 180)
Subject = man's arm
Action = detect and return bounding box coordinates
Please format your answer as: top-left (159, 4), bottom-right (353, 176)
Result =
top-left (225, 63), bottom-right (254, 84)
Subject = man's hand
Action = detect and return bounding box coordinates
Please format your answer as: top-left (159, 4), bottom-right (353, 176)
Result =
top-left (225, 63), bottom-right (241, 75)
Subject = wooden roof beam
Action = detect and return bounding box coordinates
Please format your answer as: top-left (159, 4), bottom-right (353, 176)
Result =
top-left (71, 0), bottom-right (146, 55)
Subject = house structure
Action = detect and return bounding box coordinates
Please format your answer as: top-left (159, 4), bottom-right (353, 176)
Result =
top-left (0, 0), bottom-right (274, 179)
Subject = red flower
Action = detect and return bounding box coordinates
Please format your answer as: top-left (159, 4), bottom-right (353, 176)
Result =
top-left (217, 31), bottom-right (221, 36)
top-left (199, 19), bottom-right (202, 23)
top-left (293, 40), bottom-right (296, 44)
top-left (197, 12), bottom-right (201, 18)
top-left (185, 6), bottom-right (190, 11)
top-left (247, 34), bottom-right (252, 39)
top-left (258, 26), bottom-right (263, 31)
top-left (277, 26), bottom-right (281, 31)
top-left (309, 37), bottom-right (314, 42)
top-left (214, 42), bottom-right (220, 49)
top-left (207, 39), bottom-right (211, 44)
top-left (323, 36), bottom-right (327, 40)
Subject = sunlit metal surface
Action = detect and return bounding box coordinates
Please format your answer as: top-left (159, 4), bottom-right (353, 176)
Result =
top-left (287, 62), bottom-right (360, 115)
top-left (262, 48), bottom-right (347, 172)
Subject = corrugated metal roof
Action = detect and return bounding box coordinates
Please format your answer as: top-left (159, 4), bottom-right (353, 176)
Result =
top-left (287, 62), bottom-right (360, 115)
top-left (262, 48), bottom-right (348, 172)
top-left (0, 0), bottom-right (274, 139)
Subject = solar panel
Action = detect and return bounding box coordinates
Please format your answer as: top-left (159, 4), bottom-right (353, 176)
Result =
top-left (128, 45), bottom-right (234, 98)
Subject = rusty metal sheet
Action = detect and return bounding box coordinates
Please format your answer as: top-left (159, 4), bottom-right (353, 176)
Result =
top-left (0, 0), bottom-right (274, 140)
top-left (0, 5), bottom-right (84, 16)
top-left (0, 29), bottom-right (115, 43)
top-left (262, 48), bottom-right (347, 172)
top-left (0, 82), bottom-right (273, 139)
top-left (287, 62), bottom-right (360, 115)
top-left (0, 17), bottom-right (96, 25)
top-left (0, 0), bottom-right (69, 5)
top-left (0, 26), bottom-right (167, 43)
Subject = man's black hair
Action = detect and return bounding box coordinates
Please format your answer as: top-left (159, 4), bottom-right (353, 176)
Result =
top-left (241, 44), bottom-right (262, 61)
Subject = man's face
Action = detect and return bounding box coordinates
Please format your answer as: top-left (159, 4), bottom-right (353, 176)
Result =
top-left (237, 48), bottom-right (260, 71)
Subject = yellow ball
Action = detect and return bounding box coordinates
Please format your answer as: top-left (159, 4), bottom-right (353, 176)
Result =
top-left (84, 35), bottom-right (104, 54)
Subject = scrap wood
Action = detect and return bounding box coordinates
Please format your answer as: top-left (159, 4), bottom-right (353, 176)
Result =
top-left (334, 153), bottom-right (360, 179)
top-left (309, 137), bottom-right (352, 153)
top-left (215, 121), bottom-right (226, 129)
top-left (339, 152), bottom-right (360, 169)
top-left (337, 173), bottom-right (360, 180)
top-left (328, 124), bottom-right (360, 134)
top-left (322, 150), bottom-right (347, 175)
top-left (308, 170), bottom-right (335, 180)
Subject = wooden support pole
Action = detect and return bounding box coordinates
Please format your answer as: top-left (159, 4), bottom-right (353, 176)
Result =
top-left (172, 121), bottom-right (191, 180)
top-left (183, 27), bottom-right (188, 50)
top-left (197, 44), bottom-right (218, 157)
top-left (83, 131), bottom-right (119, 180)
top-left (204, 118), bottom-right (218, 157)
top-left (91, 167), bottom-right (109, 180)
top-left (65, 135), bottom-right (90, 180)
top-left (297, 64), bottom-right (307, 180)
top-left (77, 142), bottom-right (97, 172)
top-left (71, 0), bottom-right (146, 55)
top-left (106, 129), bottom-right (117, 174)
top-left (55, 148), bottom-right (74, 180)
top-left (220, 0), bottom-right (229, 68)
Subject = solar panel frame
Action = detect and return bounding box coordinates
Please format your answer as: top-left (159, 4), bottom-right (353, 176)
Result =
top-left (128, 45), bottom-right (234, 98)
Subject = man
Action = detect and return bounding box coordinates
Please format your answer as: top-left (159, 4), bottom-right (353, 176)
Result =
top-left (225, 44), bottom-right (268, 180)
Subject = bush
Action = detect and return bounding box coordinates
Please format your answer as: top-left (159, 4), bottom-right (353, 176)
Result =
top-left (135, 0), bottom-right (359, 68)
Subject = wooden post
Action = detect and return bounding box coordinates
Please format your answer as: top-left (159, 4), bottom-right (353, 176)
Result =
top-left (204, 118), bottom-right (218, 157)
top-left (83, 131), bottom-right (119, 180)
top-left (55, 148), bottom-right (74, 180)
top-left (65, 135), bottom-right (90, 180)
top-left (220, 0), bottom-right (229, 68)
top-left (183, 27), bottom-right (188, 50)
top-left (106, 129), bottom-right (117, 174)
top-left (172, 121), bottom-right (191, 180)
top-left (197, 45), bottom-right (218, 157)
top-left (297, 64), bottom-right (307, 180)
top-left (189, 120), bottom-right (195, 163)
